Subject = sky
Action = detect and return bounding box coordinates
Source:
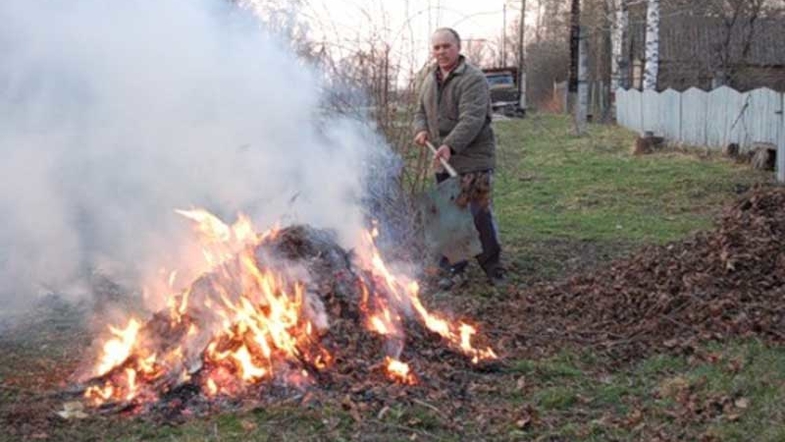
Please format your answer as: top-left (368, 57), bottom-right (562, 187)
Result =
top-left (301, 0), bottom-right (524, 66)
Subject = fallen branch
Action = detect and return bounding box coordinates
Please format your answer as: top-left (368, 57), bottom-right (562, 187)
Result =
top-left (411, 398), bottom-right (451, 423)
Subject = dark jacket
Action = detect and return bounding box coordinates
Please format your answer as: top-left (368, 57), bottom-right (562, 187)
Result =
top-left (414, 56), bottom-right (496, 174)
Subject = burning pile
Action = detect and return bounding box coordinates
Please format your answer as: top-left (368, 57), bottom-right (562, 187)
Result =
top-left (78, 210), bottom-right (496, 412)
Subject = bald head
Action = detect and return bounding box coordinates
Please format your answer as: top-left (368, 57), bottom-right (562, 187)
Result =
top-left (433, 28), bottom-right (461, 49)
top-left (431, 28), bottom-right (461, 71)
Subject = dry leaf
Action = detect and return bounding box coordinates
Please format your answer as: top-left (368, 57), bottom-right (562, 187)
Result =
top-left (626, 409), bottom-right (643, 427)
top-left (515, 416), bottom-right (531, 430)
top-left (56, 401), bottom-right (88, 420)
top-left (727, 358), bottom-right (744, 373)
top-left (349, 407), bottom-right (362, 423)
top-left (663, 339), bottom-right (679, 349)
top-left (734, 397), bottom-right (749, 409)
top-left (515, 406), bottom-right (534, 430)
top-left (658, 376), bottom-right (689, 398)
top-left (240, 419), bottom-right (257, 431)
top-left (515, 376), bottom-right (527, 391)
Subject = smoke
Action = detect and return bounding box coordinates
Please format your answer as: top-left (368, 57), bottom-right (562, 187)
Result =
top-left (0, 0), bottom-right (399, 312)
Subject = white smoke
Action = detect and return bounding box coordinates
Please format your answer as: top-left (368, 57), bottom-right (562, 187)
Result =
top-left (0, 0), bottom-right (396, 312)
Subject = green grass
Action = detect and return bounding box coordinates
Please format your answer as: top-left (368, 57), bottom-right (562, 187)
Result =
top-left (494, 114), bottom-right (771, 246)
top-left (500, 340), bottom-right (785, 441)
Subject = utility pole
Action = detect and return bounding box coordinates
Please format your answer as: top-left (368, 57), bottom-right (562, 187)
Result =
top-left (517, 0), bottom-right (526, 114)
top-left (502, 3), bottom-right (507, 66)
top-left (568, 0), bottom-right (580, 113)
top-left (575, 26), bottom-right (588, 135)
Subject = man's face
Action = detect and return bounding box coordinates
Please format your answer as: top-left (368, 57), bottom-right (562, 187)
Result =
top-left (431, 31), bottom-right (460, 70)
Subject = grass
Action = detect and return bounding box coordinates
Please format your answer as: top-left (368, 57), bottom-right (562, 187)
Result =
top-left (494, 114), bottom-right (769, 246)
top-left (1, 113), bottom-right (781, 441)
top-left (490, 114), bottom-right (772, 285)
top-left (498, 340), bottom-right (785, 441)
top-left (32, 407), bottom-right (348, 442)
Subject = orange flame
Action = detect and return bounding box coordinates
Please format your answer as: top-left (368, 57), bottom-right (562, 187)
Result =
top-left (83, 209), bottom-right (495, 407)
top-left (385, 357), bottom-right (416, 385)
top-left (357, 230), bottom-right (497, 366)
top-left (94, 318), bottom-right (142, 377)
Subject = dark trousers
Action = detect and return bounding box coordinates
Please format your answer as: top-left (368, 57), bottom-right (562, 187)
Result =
top-left (436, 171), bottom-right (502, 277)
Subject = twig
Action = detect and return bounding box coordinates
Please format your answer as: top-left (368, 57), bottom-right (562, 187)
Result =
top-left (572, 329), bottom-right (626, 339)
top-left (593, 329), bottom-right (649, 349)
top-left (766, 328), bottom-right (785, 341)
top-left (659, 314), bottom-right (693, 331)
top-left (411, 398), bottom-right (451, 423)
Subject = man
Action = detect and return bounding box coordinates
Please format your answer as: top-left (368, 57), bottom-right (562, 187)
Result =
top-left (413, 27), bottom-right (505, 289)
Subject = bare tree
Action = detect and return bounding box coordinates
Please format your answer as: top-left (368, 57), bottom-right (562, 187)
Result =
top-left (709, 0), bottom-right (767, 86)
top-left (463, 39), bottom-right (495, 67)
top-left (234, 0), bottom-right (321, 60)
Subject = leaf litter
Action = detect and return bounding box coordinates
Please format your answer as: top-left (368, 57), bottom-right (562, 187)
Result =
top-left (1, 186), bottom-right (784, 439)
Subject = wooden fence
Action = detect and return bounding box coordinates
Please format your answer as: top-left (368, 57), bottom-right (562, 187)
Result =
top-left (616, 86), bottom-right (785, 182)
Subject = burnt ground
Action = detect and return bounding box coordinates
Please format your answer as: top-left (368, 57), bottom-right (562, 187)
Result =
top-left (1, 187), bottom-right (784, 441)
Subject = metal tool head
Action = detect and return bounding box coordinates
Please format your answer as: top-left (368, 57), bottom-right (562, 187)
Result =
top-left (419, 177), bottom-right (482, 264)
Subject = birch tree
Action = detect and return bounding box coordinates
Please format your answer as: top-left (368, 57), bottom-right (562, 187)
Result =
top-left (610, 0), bottom-right (628, 92)
top-left (643, 0), bottom-right (660, 90)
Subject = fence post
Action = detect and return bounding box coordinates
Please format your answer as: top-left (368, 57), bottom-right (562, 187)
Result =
top-left (574, 26), bottom-right (589, 135)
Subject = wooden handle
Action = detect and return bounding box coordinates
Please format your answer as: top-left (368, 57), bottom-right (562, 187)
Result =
top-left (425, 141), bottom-right (458, 177)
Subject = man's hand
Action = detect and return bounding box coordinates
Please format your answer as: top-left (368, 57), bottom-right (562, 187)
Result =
top-left (432, 144), bottom-right (452, 170)
top-left (414, 130), bottom-right (429, 146)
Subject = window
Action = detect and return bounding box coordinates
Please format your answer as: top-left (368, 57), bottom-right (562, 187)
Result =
top-left (486, 73), bottom-right (514, 87)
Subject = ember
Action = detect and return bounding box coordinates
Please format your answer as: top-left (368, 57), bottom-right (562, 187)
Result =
top-left (79, 211), bottom-right (496, 410)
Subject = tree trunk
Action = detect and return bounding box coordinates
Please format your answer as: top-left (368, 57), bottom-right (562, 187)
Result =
top-left (568, 0), bottom-right (581, 113)
top-left (611, 0), bottom-right (628, 92)
top-left (643, 0), bottom-right (660, 90)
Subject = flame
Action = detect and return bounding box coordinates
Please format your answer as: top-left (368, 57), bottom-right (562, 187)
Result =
top-left (124, 368), bottom-right (137, 401)
top-left (357, 230), bottom-right (497, 365)
top-left (85, 383), bottom-right (114, 405)
top-left (94, 318), bottom-right (142, 377)
top-left (205, 378), bottom-right (218, 396)
top-left (82, 209), bottom-right (495, 407)
top-left (231, 345), bottom-right (267, 381)
top-left (385, 357), bottom-right (416, 385)
top-left (138, 353), bottom-right (157, 374)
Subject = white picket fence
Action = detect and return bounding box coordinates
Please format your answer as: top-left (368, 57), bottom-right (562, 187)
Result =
top-left (616, 86), bottom-right (785, 182)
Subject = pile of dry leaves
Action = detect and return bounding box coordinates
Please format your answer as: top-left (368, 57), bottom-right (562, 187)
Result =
top-left (511, 186), bottom-right (785, 361)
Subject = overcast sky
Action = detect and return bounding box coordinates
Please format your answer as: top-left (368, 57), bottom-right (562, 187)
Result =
top-left (301, 0), bottom-right (524, 64)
